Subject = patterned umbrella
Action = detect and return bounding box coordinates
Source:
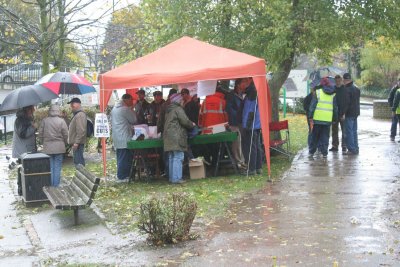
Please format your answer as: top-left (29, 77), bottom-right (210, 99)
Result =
top-left (0, 84), bottom-right (59, 112)
top-left (35, 72), bottom-right (96, 95)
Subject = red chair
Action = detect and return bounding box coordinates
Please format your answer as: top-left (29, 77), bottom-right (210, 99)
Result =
top-left (269, 120), bottom-right (291, 158)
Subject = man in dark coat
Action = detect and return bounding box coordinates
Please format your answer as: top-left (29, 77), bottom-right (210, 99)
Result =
top-left (342, 73), bottom-right (360, 155)
top-left (388, 78), bottom-right (400, 141)
top-left (135, 89), bottom-right (151, 125)
top-left (329, 75), bottom-right (347, 152)
top-left (181, 88), bottom-right (200, 124)
top-left (149, 90), bottom-right (165, 126)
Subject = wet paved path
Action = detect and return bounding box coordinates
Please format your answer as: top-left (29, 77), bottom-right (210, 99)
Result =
top-left (184, 108), bottom-right (400, 266)
top-left (1, 107), bottom-right (399, 266)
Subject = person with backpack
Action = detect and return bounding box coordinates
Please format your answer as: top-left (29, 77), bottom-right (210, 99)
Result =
top-left (67, 98), bottom-right (87, 166)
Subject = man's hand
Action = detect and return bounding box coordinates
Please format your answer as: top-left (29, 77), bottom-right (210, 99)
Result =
top-left (72, 143), bottom-right (79, 151)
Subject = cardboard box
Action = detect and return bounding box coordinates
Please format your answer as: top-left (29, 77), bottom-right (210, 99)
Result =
top-left (189, 159), bottom-right (206, 179)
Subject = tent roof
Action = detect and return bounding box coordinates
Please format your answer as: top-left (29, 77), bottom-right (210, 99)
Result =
top-left (100, 36), bottom-right (266, 90)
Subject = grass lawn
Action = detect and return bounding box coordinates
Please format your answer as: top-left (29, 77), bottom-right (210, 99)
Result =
top-left (63, 114), bottom-right (308, 232)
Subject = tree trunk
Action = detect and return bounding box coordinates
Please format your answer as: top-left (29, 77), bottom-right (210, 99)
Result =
top-left (55, 0), bottom-right (65, 70)
top-left (38, 0), bottom-right (50, 75)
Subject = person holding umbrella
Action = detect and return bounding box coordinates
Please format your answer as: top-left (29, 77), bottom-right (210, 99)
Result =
top-left (38, 105), bottom-right (68, 186)
top-left (67, 98), bottom-right (87, 166)
top-left (12, 105), bottom-right (37, 195)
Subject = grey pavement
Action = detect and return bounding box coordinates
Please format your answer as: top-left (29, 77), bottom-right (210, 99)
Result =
top-left (182, 107), bottom-right (400, 266)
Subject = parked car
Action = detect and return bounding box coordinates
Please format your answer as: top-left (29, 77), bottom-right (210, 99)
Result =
top-left (0, 62), bottom-right (54, 83)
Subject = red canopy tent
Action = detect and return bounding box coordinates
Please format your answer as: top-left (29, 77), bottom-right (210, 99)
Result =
top-left (99, 36), bottom-right (272, 176)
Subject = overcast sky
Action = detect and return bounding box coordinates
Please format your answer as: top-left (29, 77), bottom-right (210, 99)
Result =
top-left (69, 0), bottom-right (139, 48)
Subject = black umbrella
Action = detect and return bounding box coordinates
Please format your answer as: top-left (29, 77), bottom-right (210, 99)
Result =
top-left (0, 84), bottom-right (59, 112)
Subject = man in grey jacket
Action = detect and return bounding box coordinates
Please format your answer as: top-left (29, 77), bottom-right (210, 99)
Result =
top-left (68, 98), bottom-right (87, 166)
top-left (111, 94), bottom-right (137, 181)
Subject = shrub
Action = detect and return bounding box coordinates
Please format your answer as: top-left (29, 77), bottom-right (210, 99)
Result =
top-left (138, 192), bottom-right (197, 245)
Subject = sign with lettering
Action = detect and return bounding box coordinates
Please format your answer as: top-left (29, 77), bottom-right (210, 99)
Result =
top-left (94, 113), bottom-right (110, 138)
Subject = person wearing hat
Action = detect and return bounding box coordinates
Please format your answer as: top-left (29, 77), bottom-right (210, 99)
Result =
top-left (67, 97), bottom-right (87, 166)
top-left (111, 94), bottom-right (137, 181)
top-left (157, 88), bottom-right (178, 133)
top-left (181, 88), bottom-right (200, 125)
top-left (38, 104), bottom-right (68, 186)
top-left (163, 93), bottom-right (195, 184)
top-left (388, 77), bottom-right (400, 141)
top-left (342, 73), bottom-right (360, 155)
top-left (308, 77), bottom-right (338, 159)
top-left (329, 74), bottom-right (347, 152)
top-left (134, 89), bottom-right (151, 125)
top-left (149, 90), bottom-right (165, 126)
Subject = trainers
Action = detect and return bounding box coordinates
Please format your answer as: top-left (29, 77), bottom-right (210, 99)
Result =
top-left (390, 136), bottom-right (395, 141)
top-left (322, 154), bottom-right (327, 159)
top-left (115, 178), bottom-right (128, 183)
top-left (329, 147), bottom-right (338, 152)
top-left (308, 153), bottom-right (314, 159)
top-left (256, 169), bottom-right (262, 174)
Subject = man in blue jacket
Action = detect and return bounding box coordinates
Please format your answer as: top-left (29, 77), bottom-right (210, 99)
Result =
top-left (308, 77), bottom-right (338, 159)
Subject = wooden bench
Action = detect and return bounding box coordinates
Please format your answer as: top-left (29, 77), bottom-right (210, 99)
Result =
top-left (43, 164), bottom-right (101, 225)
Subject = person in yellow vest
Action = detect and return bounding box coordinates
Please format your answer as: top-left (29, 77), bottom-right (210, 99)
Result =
top-left (308, 77), bottom-right (338, 159)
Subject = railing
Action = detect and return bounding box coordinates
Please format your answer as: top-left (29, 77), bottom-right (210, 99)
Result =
top-left (0, 64), bottom-right (100, 85)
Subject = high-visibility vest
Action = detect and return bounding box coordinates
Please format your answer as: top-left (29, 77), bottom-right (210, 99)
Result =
top-left (313, 89), bottom-right (335, 122)
top-left (198, 92), bottom-right (228, 128)
top-left (396, 89), bottom-right (400, 114)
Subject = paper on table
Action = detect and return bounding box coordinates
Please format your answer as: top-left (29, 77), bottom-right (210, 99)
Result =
top-left (197, 80), bottom-right (217, 97)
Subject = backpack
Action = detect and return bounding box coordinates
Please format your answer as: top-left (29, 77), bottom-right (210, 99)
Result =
top-left (74, 111), bottom-right (94, 137)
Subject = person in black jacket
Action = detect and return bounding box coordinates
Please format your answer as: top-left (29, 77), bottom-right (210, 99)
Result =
top-left (388, 78), bottom-right (400, 141)
top-left (329, 75), bottom-right (347, 152)
top-left (342, 73), bottom-right (360, 155)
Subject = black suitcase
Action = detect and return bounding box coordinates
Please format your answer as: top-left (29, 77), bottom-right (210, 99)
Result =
top-left (20, 153), bottom-right (51, 206)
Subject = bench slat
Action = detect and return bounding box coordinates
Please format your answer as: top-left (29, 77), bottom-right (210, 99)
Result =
top-left (43, 186), bottom-right (67, 209)
top-left (72, 176), bottom-right (93, 200)
top-left (69, 180), bottom-right (90, 204)
top-left (61, 185), bottom-right (86, 209)
top-left (75, 169), bottom-right (95, 191)
top-left (76, 164), bottom-right (99, 185)
top-left (44, 186), bottom-right (74, 210)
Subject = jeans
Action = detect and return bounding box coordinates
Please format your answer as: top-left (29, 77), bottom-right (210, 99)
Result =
top-left (50, 154), bottom-right (63, 186)
top-left (168, 151), bottom-right (184, 183)
top-left (345, 117), bottom-right (359, 153)
top-left (309, 124), bottom-right (330, 156)
top-left (390, 114), bottom-right (398, 138)
top-left (73, 144), bottom-right (85, 166)
top-left (331, 120), bottom-right (346, 149)
top-left (116, 148), bottom-right (133, 180)
top-left (243, 129), bottom-right (263, 172)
